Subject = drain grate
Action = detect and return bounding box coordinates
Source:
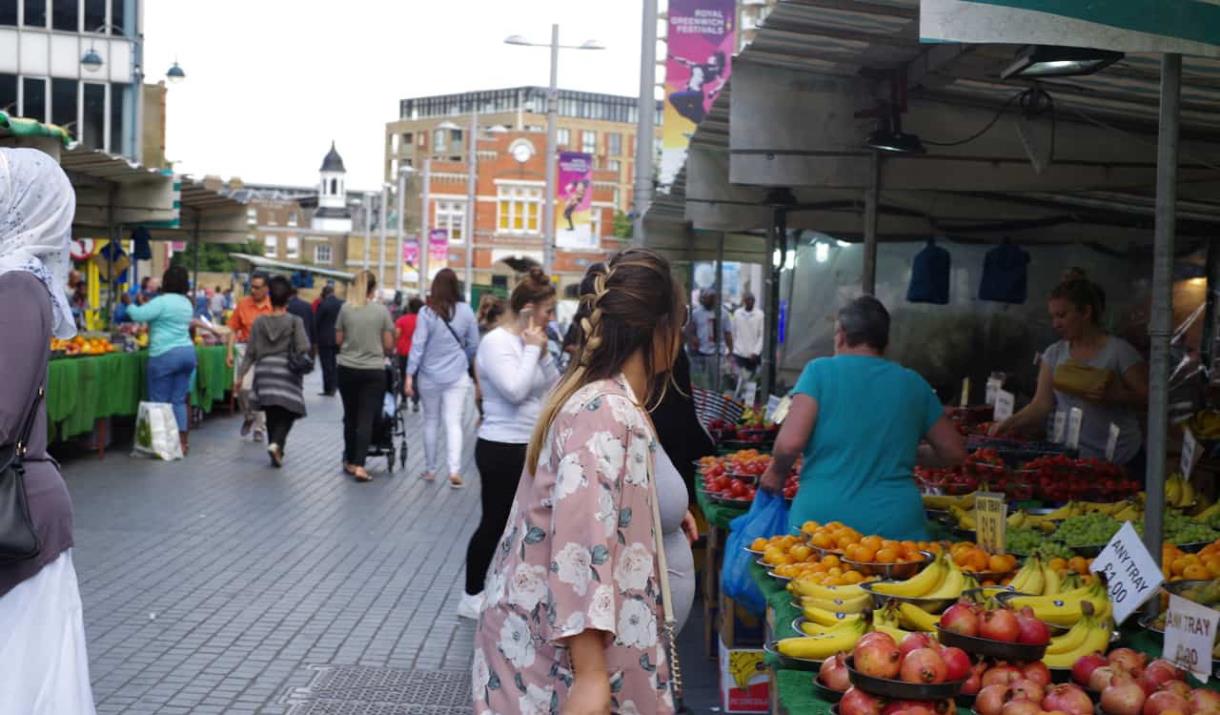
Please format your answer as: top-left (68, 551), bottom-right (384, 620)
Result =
top-left (284, 666), bottom-right (471, 714)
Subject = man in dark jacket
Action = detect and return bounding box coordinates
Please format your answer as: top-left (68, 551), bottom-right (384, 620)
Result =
top-left (314, 284), bottom-right (343, 396)
top-left (287, 287), bottom-right (316, 352)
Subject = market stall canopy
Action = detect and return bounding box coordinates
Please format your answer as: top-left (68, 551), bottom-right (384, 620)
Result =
top-left (142, 177), bottom-right (250, 245)
top-left (60, 145), bottom-right (178, 231)
top-left (228, 253), bottom-right (355, 283)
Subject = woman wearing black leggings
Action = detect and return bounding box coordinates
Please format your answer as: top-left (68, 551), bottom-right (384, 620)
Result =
top-left (335, 270), bottom-right (395, 482)
top-left (458, 268), bottom-right (559, 620)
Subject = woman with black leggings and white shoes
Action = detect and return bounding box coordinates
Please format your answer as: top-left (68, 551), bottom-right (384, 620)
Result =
top-left (457, 268), bottom-right (559, 620)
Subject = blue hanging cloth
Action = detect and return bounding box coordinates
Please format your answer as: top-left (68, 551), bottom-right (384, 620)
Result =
top-left (978, 240), bottom-right (1030, 304)
top-left (131, 227), bottom-right (153, 260)
top-left (907, 239), bottom-right (951, 305)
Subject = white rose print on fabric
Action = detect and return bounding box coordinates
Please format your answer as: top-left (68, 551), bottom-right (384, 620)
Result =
top-left (554, 542), bottom-right (593, 596)
top-left (498, 612), bottom-right (536, 668)
top-left (613, 542), bottom-right (653, 593)
top-left (617, 598), bottom-right (659, 650)
top-left (586, 431), bottom-right (625, 482)
top-left (507, 563), bottom-right (548, 611)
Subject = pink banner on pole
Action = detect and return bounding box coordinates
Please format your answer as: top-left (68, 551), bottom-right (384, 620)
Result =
top-left (402, 235), bottom-right (419, 266)
top-left (428, 229), bottom-right (448, 274)
top-left (555, 151), bottom-right (595, 250)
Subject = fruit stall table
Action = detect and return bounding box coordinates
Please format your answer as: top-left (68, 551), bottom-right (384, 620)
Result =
top-left (46, 345), bottom-right (233, 451)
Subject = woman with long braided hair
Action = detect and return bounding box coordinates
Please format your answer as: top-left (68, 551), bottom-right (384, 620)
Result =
top-left (473, 249), bottom-right (687, 715)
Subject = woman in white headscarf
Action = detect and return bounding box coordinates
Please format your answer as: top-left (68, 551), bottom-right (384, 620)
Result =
top-left (0, 148), bottom-right (97, 714)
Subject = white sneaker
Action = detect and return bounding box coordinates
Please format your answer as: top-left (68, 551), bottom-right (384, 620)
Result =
top-left (457, 591), bottom-right (484, 620)
top-left (252, 429), bottom-right (266, 443)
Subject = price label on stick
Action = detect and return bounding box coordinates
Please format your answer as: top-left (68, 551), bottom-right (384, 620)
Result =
top-left (772, 395), bottom-right (792, 425)
top-left (742, 382), bottom-right (758, 408)
top-left (1089, 522), bottom-right (1165, 625)
top-left (975, 492), bottom-right (1007, 554)
top-left (1182, 428), bottom-right (1199, 478)
top-left (1105, 423), bottom-right (1120, 462)
top-left (1164, 593), bottom-right (1219, 682)
top-left (1066, 407), bottom-right (1084, 450)
top-left (764, 395), bottom-right (781, 422)
top-left (1052, 410), bottom-right (1067, 444)
top-left (993, 390), bottom-right (1015, 422)
top-left (985, 377), bottom-right (1002, 406)
top-left (960, 377), bottom-right (970, 408)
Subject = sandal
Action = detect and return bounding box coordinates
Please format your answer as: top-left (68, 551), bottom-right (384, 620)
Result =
top-left (353, 467), bottom-right (372, 482)
top-left (421, 472), bottom-right (437, 482)
top-left (344, 463), bottom-right (358, 476)
top-left (448, 474), bottom-right (465, 489)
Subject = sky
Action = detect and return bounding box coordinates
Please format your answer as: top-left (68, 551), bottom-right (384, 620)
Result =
top-left (143, 0), bottom-right (649, 191)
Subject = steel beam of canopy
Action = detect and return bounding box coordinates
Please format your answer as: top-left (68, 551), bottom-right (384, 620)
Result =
top-left (764, 209), bottom-right (786, 398)
top-left (1143, 54), bottom-right (1181, 587)
top-left (862, 151), bottom-right (879, 295)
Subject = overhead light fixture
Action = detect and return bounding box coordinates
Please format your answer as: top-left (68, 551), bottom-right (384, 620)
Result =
top-left (814, 242), bottom-right (829, 263)
top-left (504, 34), bottom-right (531, 46)
top-left (1001, 45), bottom-right (1123, 79)
top-left (166, 61), bottom-right (186, 83)
top-left (81, 48), bottom-right (103, 72)
top-left (865, 110), bottom-right (925, 155)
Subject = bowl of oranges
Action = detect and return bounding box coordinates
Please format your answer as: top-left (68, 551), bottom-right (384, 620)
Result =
top-left (799, 522), bottom-right (938, 579)
top-left (947, 543), bottom-right (1019, 585)
top-left (750, 534), bottom-right (876, 585)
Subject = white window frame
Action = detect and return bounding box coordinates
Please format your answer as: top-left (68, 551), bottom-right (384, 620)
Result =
top-left (246, 208), bottom-right (257, 225)
top-left (607, 132), bottom-right (622, 156)
top-left (435, 199), bottom-right (467, 243)
top-left (314, 243), bottom-right (332, 265)
top-left (496, 184), bottom-right (543, 236)
top-left (263, 236), bottom-right (277, 257)
top-left (432, 128), bottom-right (446, 153)
top-left (287, 212), bottom-right (298, 227)
top-left (556, 127), bottom-right (571, 146)
top-left (285, 235), bottom-right (300, 260)
top-left (582, 131), bottom-right (597, 155)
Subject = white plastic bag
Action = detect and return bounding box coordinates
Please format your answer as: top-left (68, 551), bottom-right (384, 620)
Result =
top-left (131, 401), bottom-right (183, 461)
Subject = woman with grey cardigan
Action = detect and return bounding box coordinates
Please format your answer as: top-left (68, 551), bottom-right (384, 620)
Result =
top-left (237, 275), bottom-right (310, 468)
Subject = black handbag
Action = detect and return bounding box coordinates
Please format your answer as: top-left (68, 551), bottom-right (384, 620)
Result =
top-left (0, 385), bottom-right (44, 563)
top-left (287, 317), bottom-right (314, 376)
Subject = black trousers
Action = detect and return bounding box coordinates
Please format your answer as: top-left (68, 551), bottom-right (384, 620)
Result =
top-left (264, 405), bottom-right (297, 451)
top-left (318, 346), bottom-right (339, 394)
top-left (338, 366), bottom-right (386, 467)
top-left (465, 439), bottom-right (527, 595)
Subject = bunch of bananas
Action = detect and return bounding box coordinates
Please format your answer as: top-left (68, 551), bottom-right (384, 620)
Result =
top-left (923, 491), bottom-right (977, 511)
top-left (1041, 602), bottom-right (1115, 668)
top-left (870, 552), bottom-right (975, 601)
top-left (1196, 500), bottom-right (1220, 523)
top-left (1165, 473), bottom-right (1197, 510)
top-left (1008, 555), bottom-right (1052, 595)
top-left (789, 580), bottom-right (873, 615)
top-left (775, 618), bottom-right (867, 660)
top-left (1005, 577), bottom-right (1112, 628)
top-left (870, 602), bottom-right (915, 642)
top-left (728, 649), bottom-right (767, 688)
top-left (897, 601), bottom-right (941, 632)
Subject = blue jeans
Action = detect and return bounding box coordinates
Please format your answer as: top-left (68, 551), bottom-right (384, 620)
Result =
top-left (147, 346), bottom-right (197, 431)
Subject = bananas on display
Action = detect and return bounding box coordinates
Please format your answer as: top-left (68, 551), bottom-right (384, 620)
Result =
top-left (1008, 556), bottom-right (1047, 595)
top-left (776, 619), bottom-right (867, 660)
top-left (1006, 579), bottom-right (1112, 628)
top-left (800, 604), bottom-right (865, 628)
top-left (1165, 473), bottom-right (1197, 510)
top-left (869, 552), bottom-right (949, 598)
top-left (897, 602), bottom-right (941, 632)
top-left (799, 593), bottom-right (872, 615)
top-left (870, 603), bottom-right (914, 643)
top-left (728, 649), bottom-right (766, 688)
top-left (923, 491), bottom-right (977, 511)
top-left (789, 580), bottom-right (867, 602)
top-left (1041, 602), bottom-right (1115, 668)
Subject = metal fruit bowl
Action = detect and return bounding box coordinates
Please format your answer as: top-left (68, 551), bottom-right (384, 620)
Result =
top-left (936, 625), bottom-right (1048, 661)
top-left (859, 581), bottom-right (957, 613)
top-left (843, 551), bottom-right (933, 580)
top-left (814, 677), bottom-right (846, 702)
top-left (846, 656), bottom-right (967, 700)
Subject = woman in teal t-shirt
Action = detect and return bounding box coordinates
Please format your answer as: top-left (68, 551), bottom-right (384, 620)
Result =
top-left (760, 297), bottom-right (966, 540)
top-left (127, 265), bottom-right (197, 454)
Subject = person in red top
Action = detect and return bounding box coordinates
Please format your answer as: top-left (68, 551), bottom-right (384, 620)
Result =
top-left (227, 273), bottom-right (272, 441)
top-left (395, 297), bottom-right (423, 411)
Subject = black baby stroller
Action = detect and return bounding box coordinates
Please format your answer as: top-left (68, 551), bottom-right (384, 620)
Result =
top-left (366, 362), bottom-right (408, 472)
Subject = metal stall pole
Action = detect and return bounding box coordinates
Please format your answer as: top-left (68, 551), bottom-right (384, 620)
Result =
top-left (362, 191), bottom-right (372, 270)
top-left (1143, 53), bottom-right (1182, 576)
top-left (379, 184), bottom-right (389, 297)
top-left (862, 151), bottom-right (880, 295)
top-left (396, 168), bottom-right (407, 295)
top-left (421, 159), bottom-right (432, 295)
top-left (192, 212), bottom-right (202, 311)
top-left (543, 23), bottom-right (560, 275)
top-left (713, 231), bottom-right (725, 395)
top-left (764, 210), bottom-right (786, 398)
top-left (465, 111), bottom-right (478, 303)
top-left (632, 0), bottom-right (658, 245)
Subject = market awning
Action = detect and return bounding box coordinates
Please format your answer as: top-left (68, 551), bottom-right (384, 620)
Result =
top-left (143, 177), bottom-right (250, 245)
top-left (228, 253), bottom-right (355, 283)
top-left (59, 145), bottom-right (177, 231)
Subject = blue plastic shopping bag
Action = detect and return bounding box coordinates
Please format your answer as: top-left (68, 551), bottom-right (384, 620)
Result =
top-left (721, 490), bottom-right (790, 616)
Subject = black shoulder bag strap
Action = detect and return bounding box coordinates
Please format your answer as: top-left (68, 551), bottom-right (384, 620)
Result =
top-left (0, 384), bottom-right (46, 562)
top-left (438, 309), bottom-right (476, 377)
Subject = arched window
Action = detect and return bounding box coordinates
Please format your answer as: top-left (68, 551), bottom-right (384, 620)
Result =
top-left (330, 178), bottom-right (337, 194)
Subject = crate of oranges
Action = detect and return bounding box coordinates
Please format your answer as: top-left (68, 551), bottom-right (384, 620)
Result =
top-left (947, 542), bottom-right (1018, 586)
top-left (1162, 540), bottom-right (1220, 581)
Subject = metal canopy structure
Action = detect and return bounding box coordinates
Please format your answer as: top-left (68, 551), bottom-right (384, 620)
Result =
top-left (228, 253), bottom-right (355, 283)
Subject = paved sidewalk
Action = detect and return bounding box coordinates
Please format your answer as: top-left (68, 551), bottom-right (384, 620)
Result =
top-left (64, 376), bottom-right (481, 713)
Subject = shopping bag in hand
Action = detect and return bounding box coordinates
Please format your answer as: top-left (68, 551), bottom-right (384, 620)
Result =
top-left (131, 402), bottom-right (183, 461)
top-left (721, 490), bottom-right (789, 616)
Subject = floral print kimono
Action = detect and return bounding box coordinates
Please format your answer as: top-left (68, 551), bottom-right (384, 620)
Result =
top-left (473, 376), bottom-right (674, 715)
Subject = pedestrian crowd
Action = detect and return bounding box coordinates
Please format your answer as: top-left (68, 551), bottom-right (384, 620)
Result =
top-left (0, 146), bottom-right (724, 714)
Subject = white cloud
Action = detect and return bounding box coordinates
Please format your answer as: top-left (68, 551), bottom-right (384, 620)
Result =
top-left (144, 0), bottom-right (650, 190)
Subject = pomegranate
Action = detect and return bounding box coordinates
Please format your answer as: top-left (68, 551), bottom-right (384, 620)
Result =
top-left (960, 668), bottom-right (983, 696)
top-left (900, 648), bottom-right (947, 684)
top-left (939, 646), bottom-right (972, 682)
top-left (1158, 681), bottom-right (1191, 699)
top-left (1091, 666), bottom-right (1133, 693)
top-left (1189, 688), bottom-right (1220, 714)
top-left (857, 632), bottom-right (899, 651)
top-left (940, 602), bottom-right (981, 637)
top-left (1143, 690), bottom-right (1190, 715)
top-left (983, 663), bottom-right (1024, 688)
top-left (1043, 683), bottom-right (1095, 715)
top-left (899, 632), bottom-right (937, 659)
top-left (1102, 676), bottom-right (1148, 715)
top-left (1138, 660), bottom-right (1184, 695)
top-left (841, 687), bottom-right (885, 715)
top-left (1021, 661), bottom-right (1052, 687)
top-left (819, 653), bottom-right (852, 692)
top-left (1001, 699), bottom-right (1042, 715)
top-left (1008, 678), bottom-right (1045, 704)
top-left (854, 640), bottom-right (902, 679)
top-left (1073, 653), bottom-right (1110, 687)
top-left (976, 684), bottom-right (1013, 715)
top-left (1015, 607), bottom-right (1051, 646)
top-left (1109, 648), bottom-right (1149, 676)
top-left (980, 609), bottom-right (1021, 643)
top-left (882, 701), bottom-right (938, 715)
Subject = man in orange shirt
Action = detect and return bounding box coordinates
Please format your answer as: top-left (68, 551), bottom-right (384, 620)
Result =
top-left (227, 273), bottom-right (272, 441)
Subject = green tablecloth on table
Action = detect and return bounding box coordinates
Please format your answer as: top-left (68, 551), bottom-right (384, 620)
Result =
top-left (46, 345), bottom-right (232, 441)
top-left (695, 481), bottom-right (751, 530)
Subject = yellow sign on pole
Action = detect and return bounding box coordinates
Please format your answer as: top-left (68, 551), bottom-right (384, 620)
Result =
top-left (975, 492), bottom-right (1007, 554)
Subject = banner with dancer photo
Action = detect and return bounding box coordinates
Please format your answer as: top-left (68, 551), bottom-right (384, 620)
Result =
top-left (428, 229), bottom-right (448, 278)
top-left (659, 0), bottom-right (735, 189)
top-left (555, 151), bottom-right (596, 250)
top-left (402, 235), bottom-right (421, 286)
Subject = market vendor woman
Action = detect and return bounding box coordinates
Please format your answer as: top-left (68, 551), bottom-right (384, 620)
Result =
top-left (993, 274), bottom-right (1148, 472)
top-left (760, 297), bottom-right (965, 540)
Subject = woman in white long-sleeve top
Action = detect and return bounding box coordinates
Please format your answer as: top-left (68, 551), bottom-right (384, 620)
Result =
top-left (457, 268), bottom-right (559, 620)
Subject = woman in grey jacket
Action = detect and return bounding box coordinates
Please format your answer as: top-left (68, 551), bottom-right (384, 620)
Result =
top-left (405, 268), bottom-right (479, 488)
top-left (237, 275), bottom-right (310, 467)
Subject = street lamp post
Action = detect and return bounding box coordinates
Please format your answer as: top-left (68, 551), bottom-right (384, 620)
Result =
top-left (633, 0), bottom-right (658, 244)
top-left (379, 183), bottom-right (389, 294)
top-left (505, 29), bottom-right (604, 277)
top-left (465, 111), bottom-right (478, 304)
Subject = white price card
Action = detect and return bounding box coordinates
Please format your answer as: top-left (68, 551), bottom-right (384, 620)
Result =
top-left (1164, 593), bottom-right (1219, 682)
top-left (1182, 428), bottom-right (1199, 478)
top-left (1089, 522), bottom-right (1165, 625)
top-left (742, 382), bottom-right (758, 408)
top-left (985, 377), bottom-right (1002, 406)
top-left (993, 389), bottom-right (1015, 422)
top-left (960, 377), bottom-right (971, 408)
top-left (1105, 423), bottom-right (1120, 462)
top-left (1066, 407), bottom-right (1084, 450)
top-left (975, 492), bottom-right (1007, 554)
top-left (772, 395), bottom-right (792, 425)
top-left (1052, 410), bottom-right (1067, 444)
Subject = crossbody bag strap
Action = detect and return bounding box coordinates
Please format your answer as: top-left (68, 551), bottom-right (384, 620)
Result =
top-left (643, 420), bottom-right (684, 706)
top-left (15, 385), bottom-right (45, 459)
